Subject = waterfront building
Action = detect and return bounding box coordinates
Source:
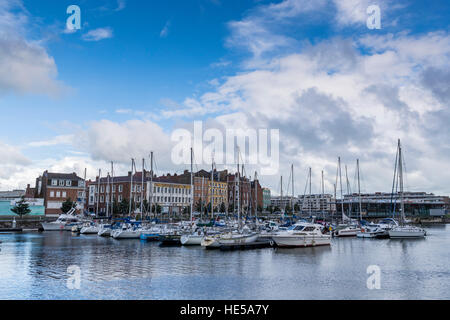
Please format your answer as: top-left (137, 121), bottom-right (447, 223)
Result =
top-left (34, 171), bottom-right (85, 216)
top-left (297, 194), bottom-right (336, 214)
top-left (0, 189), bottom-right (45, 216)
top-left (147, 181), bottom-right (192, 215)
top-left (341, 192), bottom-right (450, 218)
top-left (86, 171), bottom-right (150, 216)
top-left (262, 188), bottom-right (271, 210)
top-left (270, 196), bottom-right (297, 211)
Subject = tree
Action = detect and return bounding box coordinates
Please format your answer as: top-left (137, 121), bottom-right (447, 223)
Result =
top-left (118, 198), bottom-right (130, 216)
top-left (61, 198), bottom-right (76, 214)
top-left (228, 203), bottom-right (234, 213)
top-left (11, 196), bottom-right (31, 219)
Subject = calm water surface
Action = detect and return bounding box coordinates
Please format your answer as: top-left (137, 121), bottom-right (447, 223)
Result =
top-left (0, 225), bottom-right (449, 300)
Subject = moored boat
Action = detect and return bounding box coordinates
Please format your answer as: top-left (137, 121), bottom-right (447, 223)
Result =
top-left (272, 222), bottom-right (331, 248)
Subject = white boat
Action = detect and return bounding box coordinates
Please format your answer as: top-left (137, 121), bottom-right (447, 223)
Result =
top-left (388, 225), bottom-right (426, 238)
top-left (334, 224), bottom-right (361, 237)
top-left (387, 140), bottom-right (426, 239)
top-left (80, 222), bottom-right (100, 235)
top-left (41, 208), bottom-right (83, 231)
top-left (201, 235), bottom-right (221, 248)
top-left (112, 225), bottom-right (142, 239)
top-left (180, 230), bottom-right (205, 246)
top-left (97, 224), bottom-right (112, 237)
top-left (218, 231), bottom-right (259, 245)
top-left (357, 224), bottom-right (388, 238)
top-left (272, 222), bottom-right (331, 248)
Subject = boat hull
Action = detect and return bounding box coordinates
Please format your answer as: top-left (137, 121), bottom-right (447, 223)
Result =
top-left (112, 230), bottom-right (142, 239)
top-left (388, 228), bottom-right (426, 239)
top-left (272, 235), bottom-right (331, 247)
top-left (218, 233), bottom-right (259, 245)
top-left (180, 235), bottom-right (204, 245)
top-left (159, 234), bottom-right (181, 245)
top-left (201, 236), bottom-right (220, 249)
top-left (41, 222), bottom-right (65, 231)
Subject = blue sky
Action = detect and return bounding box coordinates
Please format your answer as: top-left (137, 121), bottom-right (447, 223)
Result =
top-left (0, 0), bottom-right (449, 195)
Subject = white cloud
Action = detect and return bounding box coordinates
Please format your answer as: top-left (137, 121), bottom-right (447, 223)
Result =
top-left (0, 0), bottom-right (66, 96)
top-left (28, 135), bottom-right (74, 147)
top-left (86, 119), bottom-right (173, 168)
top-left (164, 32), bottom-right (450, 195)
top-left (82, 27), bottom-right (113, 41)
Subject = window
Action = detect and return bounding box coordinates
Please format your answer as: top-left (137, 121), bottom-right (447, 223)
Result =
top-left (62, 192), bottom-right (67, 198)
top-left (100, 186), bottom-right (104, 193)
top-left (118, 195), bottom-right (122, 202)
top-left (56, 191), bottom-right (61, 197)
top-left (137, 186), bottom-right (141, 192)
top-left (112, 186), bottom-right (116, 192)
top-left (118, 185), bottom-right (123, 192)
top-left (51, 179), bottom-right (57, 186)
top-left (66, 180), bottom-right (71, 187)
top-left (100, 196), bottom-right (104, 203)
top-left (50, 191), bottom-right (54, 197)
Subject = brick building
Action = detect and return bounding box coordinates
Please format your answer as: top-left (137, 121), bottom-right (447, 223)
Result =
top-left (34, 171), bottom-right (85, 216)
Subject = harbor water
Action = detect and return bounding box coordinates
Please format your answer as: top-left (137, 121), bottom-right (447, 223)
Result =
top-left (0, 224), bottom-right (449, 300)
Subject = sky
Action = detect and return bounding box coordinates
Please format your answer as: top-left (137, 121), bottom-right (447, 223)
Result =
top-left (0, 0), bottom-right (449, 197)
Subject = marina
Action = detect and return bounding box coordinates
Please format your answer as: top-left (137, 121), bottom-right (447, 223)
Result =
top-left (0, 224), bottom-right (448, 300)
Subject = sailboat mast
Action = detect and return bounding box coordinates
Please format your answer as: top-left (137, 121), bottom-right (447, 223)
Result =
top-left (211, 155), bottom-right (214, 220)
top-left (96, 169), bottom-right (101, 217)
top-left (338, 157), bottom-right (344, 223)
top-left (106, 172), bottom-right (110, 218)
top-left (291, 164), bottom-right (294, 214)
top-left (309, 167), bottom-right (312, 216)
top-left (398, 139), bottom-right (405, 225)
top-left (140, 158), bottom-right (144, 217)
top-left (129, 159), bottom-right (134, 216)
top-left (111, 162), bottom-right (114, 217)
top-left (237, 149), bottom-right (240, 227)
top-left (357, 159), bottom-right (362, 221)
top-left (149, 152), bottom-right (153, 219)
top-left (254, 171), bottom-right (258, 218)
top-left (190, 147), bottom-right (193, 223)
top-left (280, 175), bottom-right (283, 213)
top-left (321, 170), bottom-right (324, 218)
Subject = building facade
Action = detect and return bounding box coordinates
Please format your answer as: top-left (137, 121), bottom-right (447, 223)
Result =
top-left (262, 188), bottom-right (271, 210)
top-left (341, 192), bottom-right (450, 218)
top-left (34, 171), bottom-right (85, 216)
top-left (298, 194), bottom-right (336, 213)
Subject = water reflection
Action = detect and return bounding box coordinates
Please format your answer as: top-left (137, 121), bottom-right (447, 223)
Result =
top-left (0, 225), bottom-right (448, 300)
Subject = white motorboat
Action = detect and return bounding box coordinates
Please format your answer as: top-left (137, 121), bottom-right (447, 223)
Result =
top-left (40, 208), bottom-right (83, 231)
top-left (201, 235), bottom-right (221, 248)
top-left (218, 231), bottom-right (259, 245)
top-left (80, 222), bottom-right (100, 235)
top-left (272, 222), bottom-right (331, 248)
top-left (388, 225), bottom-right (426, 239)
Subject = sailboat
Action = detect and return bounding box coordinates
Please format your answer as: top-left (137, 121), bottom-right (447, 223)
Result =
top-left (388, 140), bottom-right (426, 239)
top-left (334, 157), bottom-right (361, 237)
